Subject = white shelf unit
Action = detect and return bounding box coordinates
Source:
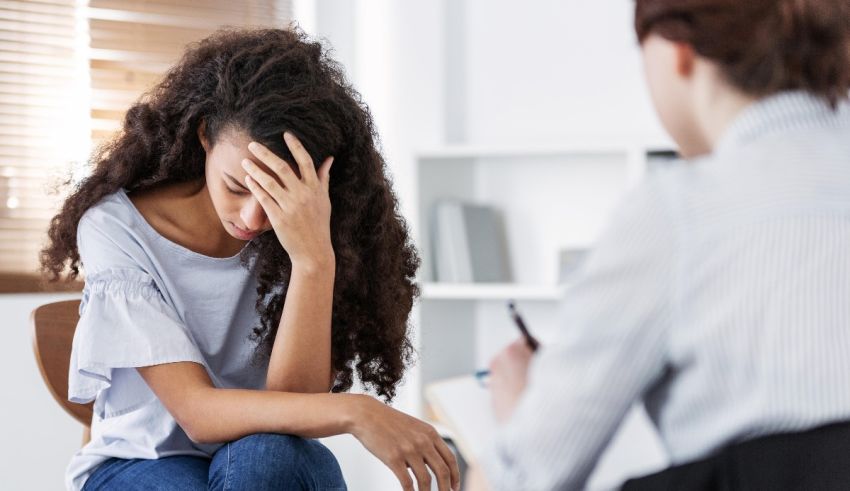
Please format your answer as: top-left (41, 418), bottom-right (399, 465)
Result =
top-left (406, 142), bottom-right (673, 409)
top-left (404, 142), bottom-right (674, 412)
top-left (403, 143), bottom-right (675, 488)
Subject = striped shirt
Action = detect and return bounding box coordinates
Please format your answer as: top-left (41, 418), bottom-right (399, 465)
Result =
top-left (480, 91), bottom-right (850, 490)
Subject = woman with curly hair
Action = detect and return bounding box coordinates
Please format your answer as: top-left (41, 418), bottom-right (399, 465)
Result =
top-left (41, 27), bottom-right (459, 491)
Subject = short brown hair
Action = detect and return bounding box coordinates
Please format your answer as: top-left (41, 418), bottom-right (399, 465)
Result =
top-left (635, 0), bottom-right (850, 107)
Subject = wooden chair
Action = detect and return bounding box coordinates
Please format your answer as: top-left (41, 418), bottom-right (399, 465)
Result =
top-left (31, 299), bottom-right (93, 446)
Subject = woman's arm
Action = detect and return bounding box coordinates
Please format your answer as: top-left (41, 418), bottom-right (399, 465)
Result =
top-left (138, 361), bottom-right (351, 442)
top-left (241, 134), bottom-right (337, 394)
top-left (265, 257), bottom-right (335, 393)
top-left (138, 361), bottom-right (461, 491)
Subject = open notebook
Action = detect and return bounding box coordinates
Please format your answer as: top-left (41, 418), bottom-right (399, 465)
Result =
top-left (426, 375), bottom-right (670, 489)
top-left (425, 375), bottom-right (496, 466)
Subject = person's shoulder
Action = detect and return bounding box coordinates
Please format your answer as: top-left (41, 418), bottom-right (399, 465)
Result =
top-left (615, 165), bottom-right (688, 219)
top-left (77, 189), bottom-right (149, 273)
top-left (79, 188), bottom-right (136, 229)
top-left (78, 190), bottom-right (140, 243)
top-left (633, 154), bottom-right (724, 214)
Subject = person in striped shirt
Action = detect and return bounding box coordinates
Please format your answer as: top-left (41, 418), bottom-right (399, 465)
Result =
top-left (468, 0), bottom-right (850, 489)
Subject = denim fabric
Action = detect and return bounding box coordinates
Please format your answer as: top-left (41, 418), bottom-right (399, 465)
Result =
top-left (82, 433), bottom-right (347, 490)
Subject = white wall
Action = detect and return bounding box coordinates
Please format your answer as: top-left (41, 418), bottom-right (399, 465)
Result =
top-left (462, 0), bottom-right (667, 144)
top-left (338, 0), bottom-right (671, 246)
top-left (0, 292), bottom-right (85, 490)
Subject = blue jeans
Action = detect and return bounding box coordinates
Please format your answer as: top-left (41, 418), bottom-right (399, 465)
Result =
top-left (82, 433), bottom-right (347, 490)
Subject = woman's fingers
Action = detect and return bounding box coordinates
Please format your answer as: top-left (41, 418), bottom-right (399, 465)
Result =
top-left (317, 156), bottom-right (334, 191)
top-left (246, 135), bottom-right (329, 194)
top-left (388, 459), bottom-right (415, 491)
top-left (283, 131), bottom-right (320, 185)
top-left (242, 159), bottom-right (287, 206)
top-left (407, 458), bottom-right (432, 491)
top-left (353, 401), bottom-right (461, 491)
top-left (246, 141), bottom-right (298, 189)
top-left (243, 174), bottom-right (280, 219)
top-left (433, 439), bottom-right (461, 491)
top-left (424, 444), bottom-right (454, 491)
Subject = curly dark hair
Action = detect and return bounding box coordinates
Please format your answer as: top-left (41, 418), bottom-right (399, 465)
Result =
top-left (40, 27), bottom-right (420, 402)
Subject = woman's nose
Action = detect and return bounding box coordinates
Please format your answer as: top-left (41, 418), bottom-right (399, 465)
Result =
top-left (240, 197), bottom-right (266, 231)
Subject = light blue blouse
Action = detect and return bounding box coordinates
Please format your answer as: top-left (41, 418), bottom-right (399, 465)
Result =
top-left (65, 188), bottom-right (267, 491)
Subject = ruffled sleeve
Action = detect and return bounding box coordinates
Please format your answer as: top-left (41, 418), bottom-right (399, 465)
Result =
top-left (68, 267), bottom-right (207, 416)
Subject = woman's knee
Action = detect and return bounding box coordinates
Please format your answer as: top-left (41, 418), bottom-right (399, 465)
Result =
top-left (213, 433), bottom-right (346, 490)
top-left (234, 433), bottom-right (330, 462)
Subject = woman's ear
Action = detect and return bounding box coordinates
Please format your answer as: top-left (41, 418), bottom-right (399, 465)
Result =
top-left (198, 119), bottom-right (209, 152)
top-left (674, 42), bottom-right (696, 78)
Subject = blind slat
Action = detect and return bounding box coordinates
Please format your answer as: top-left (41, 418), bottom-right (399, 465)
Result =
top-left (0, 0), bottom-right (75, 16)
top-left (0, 19), bottom-right (75, 36)
top-left (0, 9), bottom-right (77, 28)
top-left (0, 163), bottom-right (70, 177)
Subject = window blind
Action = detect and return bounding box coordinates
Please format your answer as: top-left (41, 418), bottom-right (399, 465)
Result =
top-left (0, 0), bottom-right (292, 286)
top-left (0, 0), bottom-right (80, 275)
top-left (87, 0), bottom-right (293, 146)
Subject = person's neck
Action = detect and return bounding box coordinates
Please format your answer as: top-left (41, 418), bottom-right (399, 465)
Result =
top-left (695, 83), bottom-right (758, 153)
top-left (187, 180), bottom-right (249, 256)
top-left (153, 179), bottom-right (245, 258)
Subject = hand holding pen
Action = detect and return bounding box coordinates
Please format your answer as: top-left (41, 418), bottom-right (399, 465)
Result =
top-left (484, 300), bottom-right (539, 423)
top-left (508, 300), bottom-right (540, 351)
top-left (476, 300), bottom-right (539, 381)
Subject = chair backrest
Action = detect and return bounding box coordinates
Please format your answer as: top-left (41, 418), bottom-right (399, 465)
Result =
top-left (31, 299), bottom-right (93, 431)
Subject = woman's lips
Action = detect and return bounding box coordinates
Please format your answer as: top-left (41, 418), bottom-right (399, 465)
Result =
top-left (231, 222), bottom-right (259, 240)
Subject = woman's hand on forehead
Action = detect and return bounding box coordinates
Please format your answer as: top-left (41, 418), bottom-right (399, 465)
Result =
top-left (242, 131), bottom-right (335, 267)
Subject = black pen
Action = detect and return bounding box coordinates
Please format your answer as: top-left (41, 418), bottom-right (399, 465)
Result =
top-left (475, 300), bottom-right (539, 382)
top-left (508, 300), bottom-right (539, 352)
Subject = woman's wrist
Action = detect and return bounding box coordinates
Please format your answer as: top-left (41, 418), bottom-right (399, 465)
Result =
top-left (339, 393), bottom-right (374, 436)
top-left (291, 249), bottom-right (336, 275)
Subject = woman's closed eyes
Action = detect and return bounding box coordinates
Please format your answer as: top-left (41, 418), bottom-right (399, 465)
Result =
top-left (226, 185), bottom-right (249, 196)
top-left (224, 173), bottom-right (251, 196)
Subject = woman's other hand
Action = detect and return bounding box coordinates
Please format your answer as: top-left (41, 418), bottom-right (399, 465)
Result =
top-left (489, 338), bottom-right (534, 424)
top-left (242, 131), bottom-right (334, 268)
top-left (348, 395), bottom-right (461, 491)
